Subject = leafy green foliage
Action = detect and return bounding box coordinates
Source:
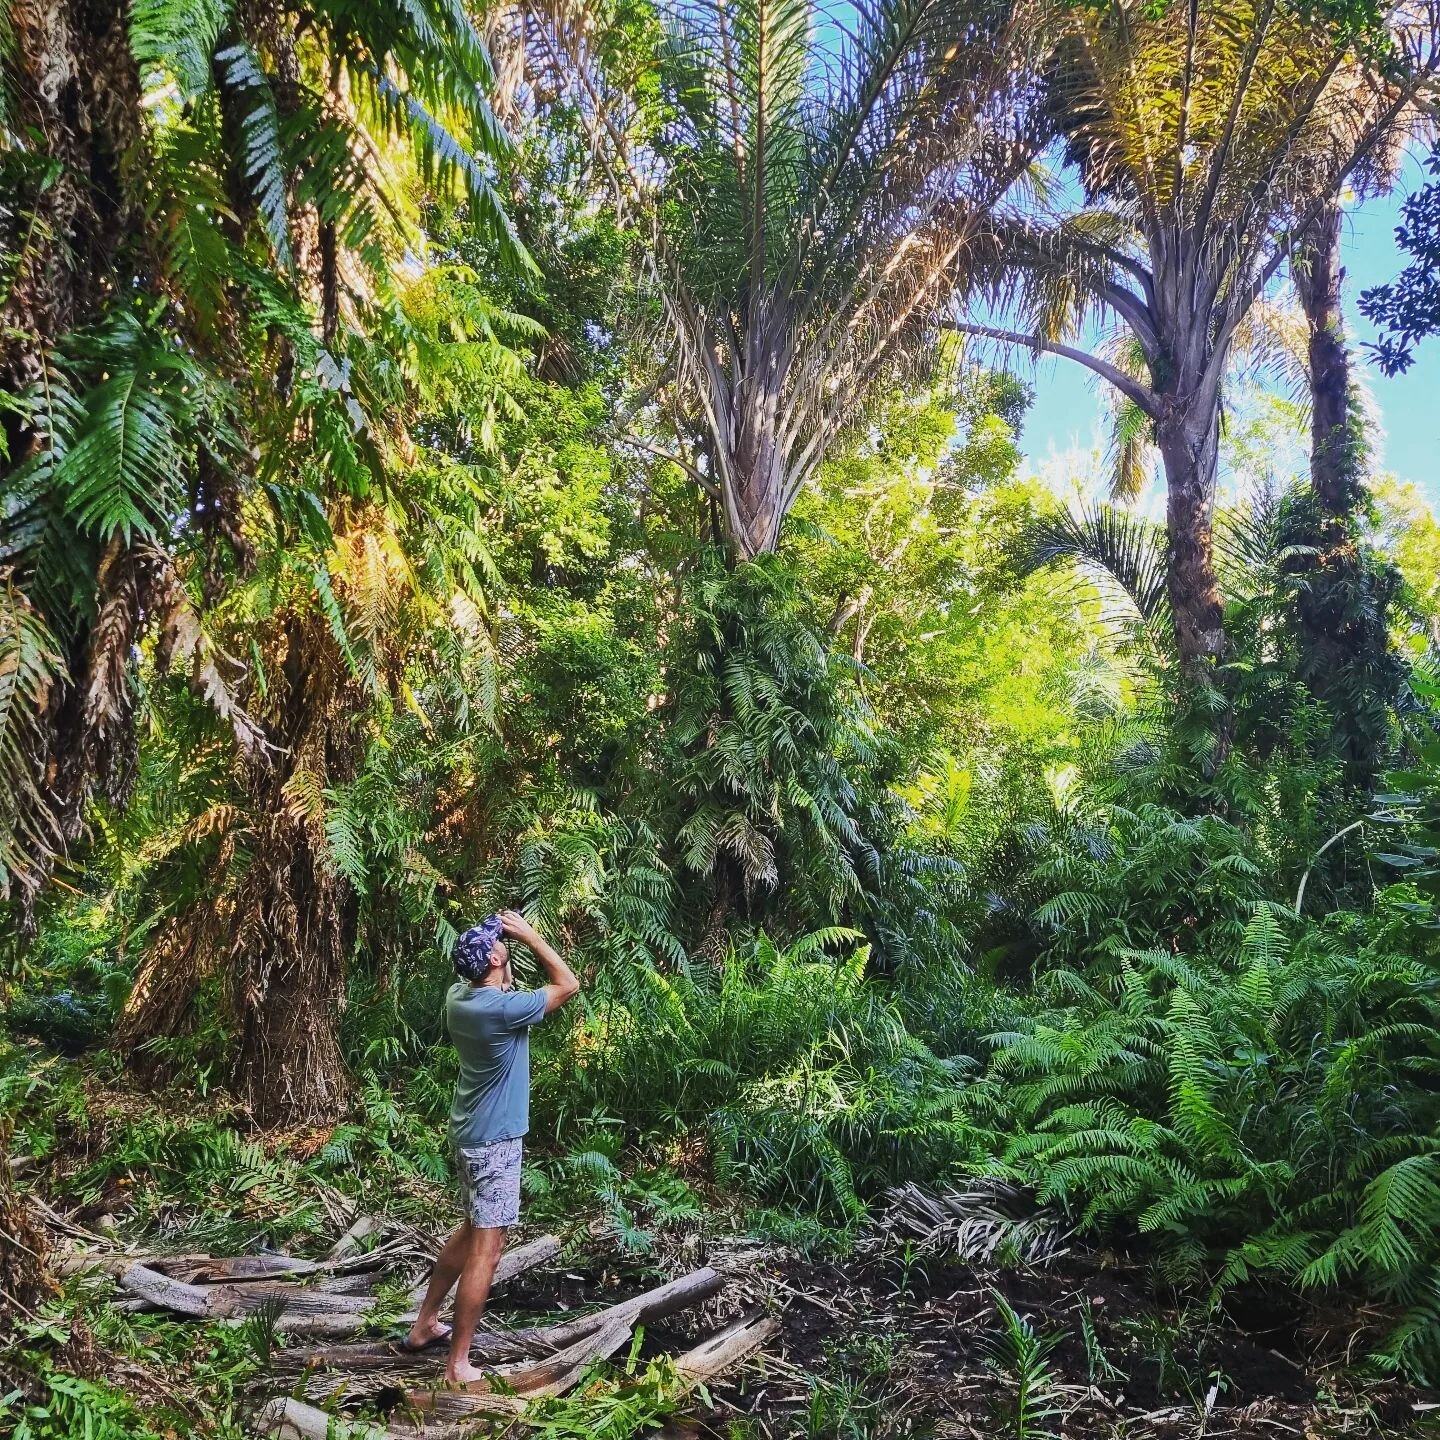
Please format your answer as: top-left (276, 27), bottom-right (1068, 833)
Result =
top-left (1360, 143), bottom-right (1440, 376)
top-left (526, 930), bottom-right (982, 1222)
top-left (983, 1292), bottom-right (1068, 1440)
top-left (3, 1367), bottom-right (162, 1440)
top-left (668, 557), bottom-right (871, 915)
top-left (520, 1336), bottom-right (693, 1440)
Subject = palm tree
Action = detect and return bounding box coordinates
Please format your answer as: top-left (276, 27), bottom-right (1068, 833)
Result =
top-left (0, 0), bottom-right (524, 906)
top-left (955, 0), bottom-right (1440, 678)
top-left (516, 0), bottom-right (1036, 560)
top-left (1, 0), bottom-right (529, 1119)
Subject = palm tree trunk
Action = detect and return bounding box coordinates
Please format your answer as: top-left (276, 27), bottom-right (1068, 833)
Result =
top-left (1295, 202), bottom-right (1357, 517)
top-left (730, 436), bottom-right (786, 560)
top-left (1286, 200), bottom-right (1402, 784)
top-left (118, 613), bottom-right (360, 1127)
top-left (0, 1121), bottom-right (49, 1364)
top-left (1155, 404), bottom-right (1225, 674)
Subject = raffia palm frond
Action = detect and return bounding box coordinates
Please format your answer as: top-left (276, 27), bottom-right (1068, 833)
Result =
top-left (881, 1179), bottom-right (1073, 1266)
top-left (515, 0), bottom-right (1043, 558)
top-left (970, 0), bottom-right (1440, 370)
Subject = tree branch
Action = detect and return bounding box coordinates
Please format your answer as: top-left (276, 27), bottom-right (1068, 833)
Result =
top-left (948, 322), bottom-right (1159, 416)
top-left (614, 435), bottom-right (720, 499)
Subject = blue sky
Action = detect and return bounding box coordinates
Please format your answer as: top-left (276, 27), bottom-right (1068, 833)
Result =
top-left (1013, 152), bottom-right (1440, 504)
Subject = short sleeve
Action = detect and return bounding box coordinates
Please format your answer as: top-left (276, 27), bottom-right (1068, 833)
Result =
top-left (501, 989), bottom-right (548, 1032)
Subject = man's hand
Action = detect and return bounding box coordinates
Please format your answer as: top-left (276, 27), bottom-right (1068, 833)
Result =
top-left (499, 910), bottom-right (541, 946)
top-left (499, 909), bottom-right (580, 1015)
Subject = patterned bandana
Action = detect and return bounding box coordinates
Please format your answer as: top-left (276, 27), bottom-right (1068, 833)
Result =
top-left (453, 915), bottom-right (504, 982)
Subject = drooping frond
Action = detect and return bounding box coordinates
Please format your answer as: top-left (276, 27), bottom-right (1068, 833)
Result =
top-left (0, 581), bottom-right (64, 899)
top-left (7, 310), bottom-right (238, 548)
top-left (1020, 504), bottom-right (1170, 623)
top-left (129, 0), bottom-right (231, 99)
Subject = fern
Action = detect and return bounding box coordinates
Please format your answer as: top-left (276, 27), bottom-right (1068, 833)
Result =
top-left (216, 43), bottom-right (292, 270)
top-left (129, 0), bottom-right (229, 98)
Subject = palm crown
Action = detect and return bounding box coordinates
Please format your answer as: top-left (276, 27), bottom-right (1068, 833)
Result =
top-left (524, 0), bottom-right (1038, 556)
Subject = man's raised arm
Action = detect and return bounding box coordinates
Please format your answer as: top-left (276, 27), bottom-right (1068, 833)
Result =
top-left (499, 910), bottom-right (580, 1015)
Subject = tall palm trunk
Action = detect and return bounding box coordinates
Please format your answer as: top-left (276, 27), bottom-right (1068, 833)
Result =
top-left (226, 614), bottom-right (359, 1124)
top-left (1295, 202), bottom-right (1358, 518)
top-left (728, 317), bottom-right (791, 560)
top-left (1154, 393), bottom-right (1225, 674)
top-left (1285, 199), bottom-right (1404, 782)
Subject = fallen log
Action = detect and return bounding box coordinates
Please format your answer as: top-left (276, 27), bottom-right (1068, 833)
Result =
top-left (163, 1254), bottom-right (324, 1284)
top-left (117, 1235), bottom-right (560, 1332)
top-left (293, 1264), bottom-right (725, 1384)
top-left (269, 1235), bottom-right (562, 1340)
top-left (389, 1311), bottom-right (777, 1439)
top-left (403, 1316), bottom-right (634, 1420)
top-left (314, 1271), bottom-right (382, 1296)
top-left (55, 1250), bottom-right (208, 1279)
top-left (62, 1248), bottom-right (387, 1284)
top-left (673, 1311), bottom-right (779, 1382)
top-left (120, 1263), bottom-right (373, 1320)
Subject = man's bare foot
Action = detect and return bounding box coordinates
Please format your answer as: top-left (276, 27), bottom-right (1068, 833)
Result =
top-left (401, 1316), bottom-right (451, 1352)
top-left (443, 1357), bottom-right (489, 1386)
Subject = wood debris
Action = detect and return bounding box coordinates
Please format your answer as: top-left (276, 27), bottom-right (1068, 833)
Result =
top-left (293, 1265), bottom-right (728, 1402)
top-left (58, 1231), bottom-right (559, 1334)
top-left (255, 1271), bottom-right (775, 1440)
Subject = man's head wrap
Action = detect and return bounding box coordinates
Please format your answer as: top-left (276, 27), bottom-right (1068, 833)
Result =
top-left (453, 916), bottom-right (505, 982)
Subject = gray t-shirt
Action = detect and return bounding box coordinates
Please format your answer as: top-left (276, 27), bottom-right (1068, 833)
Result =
top-left (446, 983), bottom-right (548, 1148)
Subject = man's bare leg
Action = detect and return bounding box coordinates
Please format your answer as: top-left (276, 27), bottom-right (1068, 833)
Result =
top-left (403, 1222), bottom-right (470, 1350)
top-left (445, 1225), bottom-right (507, 1384)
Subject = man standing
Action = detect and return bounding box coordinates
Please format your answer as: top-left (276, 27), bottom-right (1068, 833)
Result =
top-left (403, 909), bottom-right (580, 1383)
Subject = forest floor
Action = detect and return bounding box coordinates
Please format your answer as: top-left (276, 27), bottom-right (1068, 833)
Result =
top-left (8, 1066), bottom-right (1440, 1439)
top-left (21, 1205), bottom-right (1440, 1439)
top-left (485, 1237), bottom-right (1440, 1440)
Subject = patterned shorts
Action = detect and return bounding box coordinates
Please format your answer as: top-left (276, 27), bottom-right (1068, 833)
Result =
top-left (455, 1136), bottom-right (523, 1229)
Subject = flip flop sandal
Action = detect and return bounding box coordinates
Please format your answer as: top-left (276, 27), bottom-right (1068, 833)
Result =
top-left (398, 1325), bottom-right (452, 1353)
